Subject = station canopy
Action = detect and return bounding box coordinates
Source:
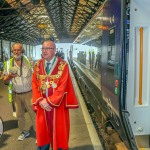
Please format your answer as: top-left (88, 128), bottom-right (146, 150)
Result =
top-left (0, 0), bottom-right (104, 45)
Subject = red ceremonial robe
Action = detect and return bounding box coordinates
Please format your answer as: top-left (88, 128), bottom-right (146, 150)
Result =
top-left (32, 57), bottom-right (78, 150)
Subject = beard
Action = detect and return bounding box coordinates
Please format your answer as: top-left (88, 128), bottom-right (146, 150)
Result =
top-left (13, 54), bottom-right (22, 61)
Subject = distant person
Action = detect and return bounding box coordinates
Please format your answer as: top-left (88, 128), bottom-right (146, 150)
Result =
top-left (69, 49), bottom-right (73, 60)
top-left (60, 50), bottom-right (65, 59)
top-left (84, 51), bottom-right (86, 65)
top-left (57, 50), bottom-right (61, 57)
top-left (91, 51), bottom-right (95, 69)
top-left (3, 43), bottom-right (36, 141)
top-left (95, 52), bottom-right (100, 68)
top-left (89, 51), bottom-right (92, 69)
top-left (32, 40), bottom-right (79, 150)
top-left (0, 62), bottom-right (3, 71)
top-left (55, 51), bottom-right (58, 57)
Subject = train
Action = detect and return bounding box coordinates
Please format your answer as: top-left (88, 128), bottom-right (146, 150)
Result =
top-left (69, 0), bottom-right (150, 149)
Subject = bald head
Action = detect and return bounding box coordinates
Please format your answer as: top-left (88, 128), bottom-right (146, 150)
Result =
top-left (41, 40), bottom-right (56, 61)
top-left (42, 40), bottom-right (56, 49)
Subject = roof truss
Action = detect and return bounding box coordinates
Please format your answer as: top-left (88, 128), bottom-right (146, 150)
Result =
top-left (0, 0), bottom-right (104, 45)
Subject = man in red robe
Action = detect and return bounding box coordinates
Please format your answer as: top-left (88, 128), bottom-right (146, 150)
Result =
top-left (32, 40), bottom-right (79, 150)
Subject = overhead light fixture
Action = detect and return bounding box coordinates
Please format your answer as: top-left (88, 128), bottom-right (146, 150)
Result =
top-left (39, 15), bottom-right (49, 18)
top-left (44, 34), bottom-right (50, 39)
top-left (37, 23), bottom-right (48, 29)
top-left (97, 25), bottom-right (108, 30)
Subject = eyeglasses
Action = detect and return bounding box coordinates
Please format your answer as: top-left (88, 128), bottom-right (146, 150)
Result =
top-left (12, 49), bottom-right (22, 52)
top-left (41, 47), bottom-right (54, 51)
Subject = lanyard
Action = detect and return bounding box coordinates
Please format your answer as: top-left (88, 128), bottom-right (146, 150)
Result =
top-left (45, 57), bottom-right (56, 75)
top-left (45, 57), bottom-right (56, 97)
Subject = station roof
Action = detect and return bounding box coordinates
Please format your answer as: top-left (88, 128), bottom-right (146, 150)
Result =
top-left (0, 0), bottom-right (103, 46)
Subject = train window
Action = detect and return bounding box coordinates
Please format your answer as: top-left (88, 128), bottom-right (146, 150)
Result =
top-left (107, 27), bottom-right (116, 66)
top-left (106, 26), bottom-right (116, 89)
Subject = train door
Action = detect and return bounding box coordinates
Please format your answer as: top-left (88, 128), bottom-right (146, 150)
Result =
top-left (100, 0), bottom-right (122, 130)
top-left (126, 0), bottom-right (150, 148)
top-left (100, 0), bottom-right (138, 149)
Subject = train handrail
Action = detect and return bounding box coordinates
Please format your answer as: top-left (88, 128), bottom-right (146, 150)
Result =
top-left (138, 27), bottom-right (143, 105)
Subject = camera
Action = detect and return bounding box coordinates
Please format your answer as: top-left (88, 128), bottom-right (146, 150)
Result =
top-left (9, 66), bottom-right (18, 74)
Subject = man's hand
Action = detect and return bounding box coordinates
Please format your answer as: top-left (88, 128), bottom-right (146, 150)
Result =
top-left (3, 73), bottom-right (17, 84)
top-left (39, 98), bottom-right (52, 111)
top-left (8, 73), bottom-right (18, 79)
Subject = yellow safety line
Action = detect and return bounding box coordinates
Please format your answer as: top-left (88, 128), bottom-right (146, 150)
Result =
top-left (138, 27), bottom-right (143, 105)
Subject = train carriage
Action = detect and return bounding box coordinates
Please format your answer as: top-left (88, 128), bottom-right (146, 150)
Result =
top-left (70, 0), bottom-right (150, 149)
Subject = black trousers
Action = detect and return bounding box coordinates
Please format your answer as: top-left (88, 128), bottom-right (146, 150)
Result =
top-left (37, 144), bottom-right (63, 150)
top-left (37, 144), bottom-right (50, 150)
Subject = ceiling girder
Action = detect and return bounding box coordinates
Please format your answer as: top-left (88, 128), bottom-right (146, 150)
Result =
top-left (0, 0), bottom-right (104, 45)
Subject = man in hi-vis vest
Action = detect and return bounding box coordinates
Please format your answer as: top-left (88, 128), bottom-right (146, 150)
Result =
top-left (3, 43), bottom-right (35, 141)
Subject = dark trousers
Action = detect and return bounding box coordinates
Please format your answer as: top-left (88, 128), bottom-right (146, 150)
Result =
top-left (37, 144), bottom-right (50, 150)
top-left (37, 144), bottom-right (63, 150)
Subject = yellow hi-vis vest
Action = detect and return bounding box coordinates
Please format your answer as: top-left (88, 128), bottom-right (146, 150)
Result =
top-left (4, 56), bottom-right (32, 102)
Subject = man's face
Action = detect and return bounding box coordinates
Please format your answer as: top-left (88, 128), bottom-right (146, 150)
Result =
top-left (41, 41), bottom-right (56, 61)
top-left (12, 44), bottom-right (22, 60)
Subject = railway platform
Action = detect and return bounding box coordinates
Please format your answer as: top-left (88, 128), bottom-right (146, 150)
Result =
top-left (0, 66), bottom-right (103, 150)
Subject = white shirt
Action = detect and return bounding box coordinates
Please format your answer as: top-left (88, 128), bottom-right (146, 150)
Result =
top-left (45, 56), bottom-right (55, 71)
top-left (3, 59), bottom-right (32, 93)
